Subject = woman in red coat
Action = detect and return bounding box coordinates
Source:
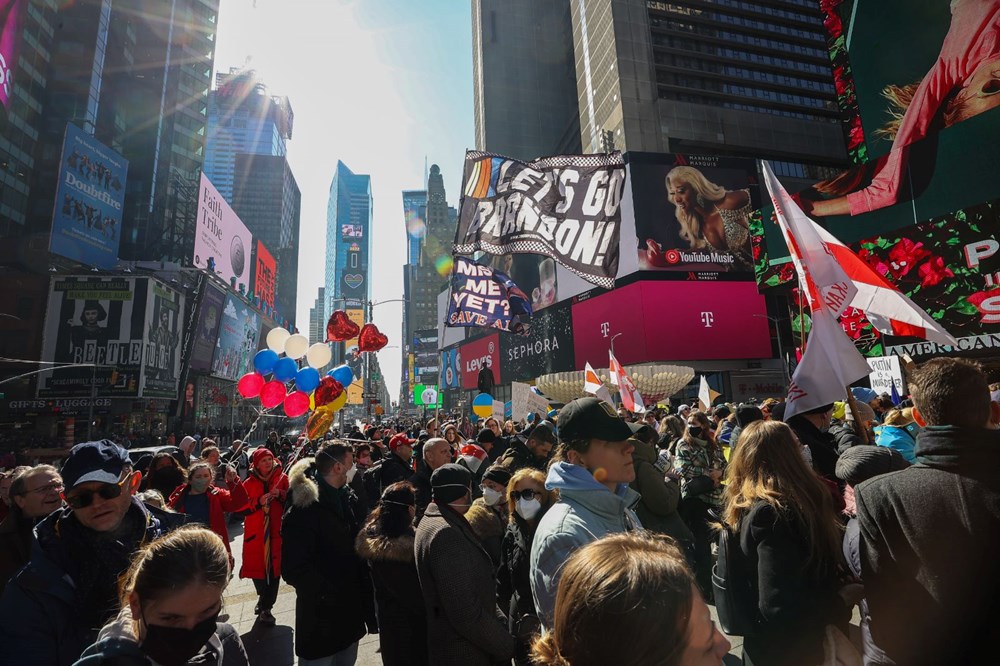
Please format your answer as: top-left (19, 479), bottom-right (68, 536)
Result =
top-left (240, 448), bottom-right (289, 626)
top-left (168, 461), bottom-right (249, 565)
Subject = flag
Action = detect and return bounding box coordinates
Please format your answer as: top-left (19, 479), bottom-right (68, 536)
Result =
top-left (445, 257), bottom-right (532, 334)
top-left (584, 362), bottom-right (615, 405)
top-left (698, 376), bottom-right (720, 412)
top-left (610, 351), bottom-right (645, 413)
top-left (890, 382), bottom-right (902, 406)
top-left (459, 443), bottom-right (489, 474)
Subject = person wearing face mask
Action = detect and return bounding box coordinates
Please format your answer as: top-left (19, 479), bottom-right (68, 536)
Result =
top-left (355, 482), bottom-right (428, 666)
top-left (238, 449), bottom-right (288, 627)
top-left (73, 526), bottom-right (249, 666)
top-left (168, 462), bottom-right (248, 566)
top-left (530, 398), bottom-right (641, 630)
top-left (465, 465), bottom-right (512, 568)
top-left (497, 468), bottom-right (557, 666)
top-left (414, 463), bottom-right (516, 666)
top-left (674, 410), bottom-right (727, 600)
top-left (0, 465), bottom-right (64, 595)
top-left (786, 403), bottom-right (841, 484)
top-left (282, 442), bottom-right (367, 665)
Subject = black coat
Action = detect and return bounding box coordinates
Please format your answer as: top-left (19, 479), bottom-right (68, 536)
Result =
top-left (414, 502), bottom-right (515, 666)
top-left (409, 465), bottom-right (432, 525)
top-left (0, 513), bottom-right (31, 597)
top-left (355, 529), bottom-right (428, 666)
top-left (787, 415), bottom-right (840, 483)
top-left (281, 459), bottom-right (366, 660)
top-left (496, 439), bottom-right (544, 475)
top-left (829, 420), bottom-right (864, 455)
top-left (380, 452), bottom-right (415, 490)
top-left (737, 501), bottom-right (847, 666)
top-left (496, 518), bottom-right (540, 666)
top-left (856, 426), bottom-right (1000, 665)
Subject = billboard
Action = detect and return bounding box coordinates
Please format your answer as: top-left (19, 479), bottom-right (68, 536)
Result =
top-left (458, 333), bottom-right (500, 390)
top-left (195, 174), bottom-right (253, 292)
top-left (38, 277), bottom-right (147, 398)
top-left (211, 293), bottom-right (260, 381)
top-left (342, 308), bottom-right (366, 405)
top-left (253, 240), bottom-right (276, 311)
top-left (440, 347), bottom-right (461, 389)
top-left (500, 300), bottom-right (575, 383)
top-left (142, 281), bottom-right (184, 398)
top-left (629, 153), bottom-right (759, 276)
top-left (0, 1), bottom-right (25, 110)
top-left (49, 123), bottom-right (129, 268)
top-left (188, 284), bottom-right (226, 371)
top-left (754, 0), bottom-right (1000, 289)
top-left (571, 281), bottom-right (771, 368)
top-left (341, 224), bottom-right (364, 238)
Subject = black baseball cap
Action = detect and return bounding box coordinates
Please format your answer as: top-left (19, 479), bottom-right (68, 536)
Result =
top-left (61, 440), bottom-right (131, 490)
top-left (558, 397), bottom-right (633, 443)
top-left (628, 422), bottom-right (655, 440)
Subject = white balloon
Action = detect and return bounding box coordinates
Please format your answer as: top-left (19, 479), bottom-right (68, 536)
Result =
top-left (266, 327), bottom-right (290, 353)
top-left (305, 342), bottom-right (333, 369)
top-left (284, 333), bottom-right (309, 360)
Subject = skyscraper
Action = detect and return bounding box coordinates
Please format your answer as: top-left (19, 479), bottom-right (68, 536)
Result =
top-left (231, 153), bottom-right (301, 328)
top-left (309, 287), bottom-right (326, 346)
top-left (325, 160), bottom-right (372, 363)
top-left (471, 0), bottom-right (581, 160)
top-left (204, 68), bottom-right (294, 203)
top-left (402, 189), bottom-right (427, 265)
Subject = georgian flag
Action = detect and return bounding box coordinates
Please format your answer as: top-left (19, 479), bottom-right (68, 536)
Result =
top-left (610, 351), bottom-right (645, 414)
top-left (584, 362), bottom-right (615, 406)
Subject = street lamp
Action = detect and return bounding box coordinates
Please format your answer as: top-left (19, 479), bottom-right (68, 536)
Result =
top-left (754, 314), bottom-right (791, 385)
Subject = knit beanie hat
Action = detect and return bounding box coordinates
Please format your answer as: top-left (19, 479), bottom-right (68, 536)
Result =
top-left (735, 405), bottom-right (764, 428)
top-left (431, 463), bottom-right (472, 504)
top-left (835, 445), bottom-right (910, 487)
top-left (482, 465), bottom-right (512, 488)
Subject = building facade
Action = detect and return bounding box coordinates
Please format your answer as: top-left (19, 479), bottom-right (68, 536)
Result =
top-left (308, 287), bottom-right (326, 347)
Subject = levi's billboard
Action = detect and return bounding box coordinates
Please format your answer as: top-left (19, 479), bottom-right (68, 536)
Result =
top-left (571, 281), bottom-right (772, 368)
top-left (458, 333), bottom-right (500, 390)
top-left (194, 174), bottom-right (253, 293)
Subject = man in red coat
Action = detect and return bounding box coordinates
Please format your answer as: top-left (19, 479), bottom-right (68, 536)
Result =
top-left (240, 448), bottom-right (289, 626)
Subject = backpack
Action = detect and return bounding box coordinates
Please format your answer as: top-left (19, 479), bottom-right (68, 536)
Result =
top-left (712, 524), bottom-right (758, 637)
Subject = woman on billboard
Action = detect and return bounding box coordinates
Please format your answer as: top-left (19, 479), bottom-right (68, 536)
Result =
top-left (805, 0), bottom-right (1000, 218)
top-left (649, 166), bottom-right (753, 269)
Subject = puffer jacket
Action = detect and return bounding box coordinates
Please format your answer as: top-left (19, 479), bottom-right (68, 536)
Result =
top-left (873, 424), bottom-right (917, 463)
top-left (629, 437), bottom-right (693, 547)
top-left (530, 462), bottom-right (641, 629)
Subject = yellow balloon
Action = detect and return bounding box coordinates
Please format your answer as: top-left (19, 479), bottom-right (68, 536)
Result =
top-left (309, 393), bottom-right (316, 411)
top-left (329, 391), bottom-right (348, 412)
top-left (306, 409), bottom-right (335, 440)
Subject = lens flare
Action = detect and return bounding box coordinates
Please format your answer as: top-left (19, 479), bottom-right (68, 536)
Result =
top-left (435, 255), bottom-right (454, 276)
top-left (406, 211), bottom-right (426, 239)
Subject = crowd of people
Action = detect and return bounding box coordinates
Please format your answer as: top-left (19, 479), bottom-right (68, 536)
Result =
top-left (0, 356), bottom-right (997, 664)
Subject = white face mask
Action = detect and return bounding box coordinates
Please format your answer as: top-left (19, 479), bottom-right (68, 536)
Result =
top-left (515, 498), bottom-right (542, 521)
top-left (481, 487), bottom-right (503, 507)
top-left (345, 463), bottom-right (358, 483)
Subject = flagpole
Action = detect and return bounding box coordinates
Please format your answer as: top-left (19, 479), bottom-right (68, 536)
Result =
top-left (845, 387), bottom-right (872, 445)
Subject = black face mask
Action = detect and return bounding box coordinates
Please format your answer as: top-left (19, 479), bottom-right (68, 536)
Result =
top-left (141, 613), bottom-right (218, 666)
top-left (687, 426), bottom-right (704, 438)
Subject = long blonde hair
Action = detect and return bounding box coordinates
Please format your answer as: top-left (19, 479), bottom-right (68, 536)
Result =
top-left (722, 420), bottom-right (842, 575)
top-left (666, 166), bottom-right (726, 249)
top-left (875, 81), bottom-right (966, 141)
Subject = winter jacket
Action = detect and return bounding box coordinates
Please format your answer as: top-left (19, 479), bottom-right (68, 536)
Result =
top-left (281, 458), bottom-right (366, 660)
top-left (873, 424), bottom-right (917, 463)
top-left (530, 462), bottom-right (642, 629)
top-left (829, 420), bottom-right (864, 455)
top-left (168, 480), bottom-right (249, 556)
top-left (410, 463), bottom-right (433, 525)
top-left (239, 466), bottom-right (288, 580)
top-left (497, 517), bottom-right (543, 666)
top-left (0, 512), bottom-right (32, 596)
top-left (0, 498), bottom-right (186, 666)
top-left (856, 426), bottom-right (1000, 665)
top-left (629, 437), bottom-right (693, 547)
top-left (496, 438), bottom-right (545, 475)
top-left (787, 415), bottom-right (841, 483)
top-left (355, 528), bottom-right (428, 666)
top-left (141, 465), bottom-right (186, 500)
top-left (843, 517), bottom-right (891, 666)
top-left (73, 606), bottom-right (249, 666)
top-left (674, 435), bottom-right (726, 508)
top-left (414, 502), bottom-right (516, 666)
top-left (465, 498), bottom-right (506, 569)
top-left (362, 452), bottom-right (414, 511)
top-left (736, 501), bottom-right (848, 666)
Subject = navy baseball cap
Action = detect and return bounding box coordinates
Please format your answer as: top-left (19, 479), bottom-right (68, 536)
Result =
top-left (61, 440), bottom-right (131, 490)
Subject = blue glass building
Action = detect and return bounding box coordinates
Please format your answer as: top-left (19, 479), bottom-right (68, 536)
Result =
top-left (325, 160), bottom-right (373, 327)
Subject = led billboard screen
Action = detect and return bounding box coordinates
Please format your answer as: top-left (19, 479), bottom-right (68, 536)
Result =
top-left (195, 174), bottom-right (253, 292)
top-left (211, 293), bottom-right (260, 381)
top-left (253, 240), bottom-right (276, 311)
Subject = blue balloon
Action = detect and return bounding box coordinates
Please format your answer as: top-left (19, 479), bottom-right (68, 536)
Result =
top-left (273, 357), bottom-right (298, 382)
top-left (253, 349), bottom-right (279, 374)
top-left (328, 364), bottom-right (354, 387)
top-left (296, 367), bottom-right (321, 393)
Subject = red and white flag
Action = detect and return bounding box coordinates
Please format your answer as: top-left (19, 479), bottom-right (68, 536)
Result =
top-left (610, 351), bottom-right (645, 413)
top-left (584, 362), bottom-right (615, 406)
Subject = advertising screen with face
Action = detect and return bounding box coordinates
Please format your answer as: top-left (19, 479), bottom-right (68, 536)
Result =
top-left (211, 294), bottom-right (260, 381)
top-left (189, 284), bottom-right (225, 372)
top-left (142, 281), bottom-right (185, 398)
top-left (755, 0), bottom-right (1000, 290)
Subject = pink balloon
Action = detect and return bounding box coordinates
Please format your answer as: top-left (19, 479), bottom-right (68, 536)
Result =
top-left (237, 372), bottom-right (265, 399)
top-left (284, 391), bottom-right (311, 418)
top-left (259, 380), bottom-right (287, 409)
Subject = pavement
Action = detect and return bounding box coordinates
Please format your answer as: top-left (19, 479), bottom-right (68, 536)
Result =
top-left (222, 521), bottom-right (855, 665)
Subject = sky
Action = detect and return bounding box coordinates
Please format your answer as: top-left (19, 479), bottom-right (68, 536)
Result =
top-left (213, 0), bottom-right (474, 404)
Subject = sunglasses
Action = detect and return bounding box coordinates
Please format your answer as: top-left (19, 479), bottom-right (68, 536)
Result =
top-left (511, 489), bottom-right (541, 501)
top-left (64, 476), bottom-right (128, 509)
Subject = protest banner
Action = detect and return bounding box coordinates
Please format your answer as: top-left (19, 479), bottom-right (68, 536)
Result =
top-left (867, 356), bottom-right (906, 396)
top-left (511, 381), bottom-right (549, 423)
top-left (445, 257), bottom-right (532, 333)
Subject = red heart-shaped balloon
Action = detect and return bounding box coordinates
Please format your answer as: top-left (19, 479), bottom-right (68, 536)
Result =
top-left (326, 310), bottom-right (360, 342)
top-left (358, 323), bottom-right (389, 352)
top-left (314, 376), bottom-right (345, 407)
